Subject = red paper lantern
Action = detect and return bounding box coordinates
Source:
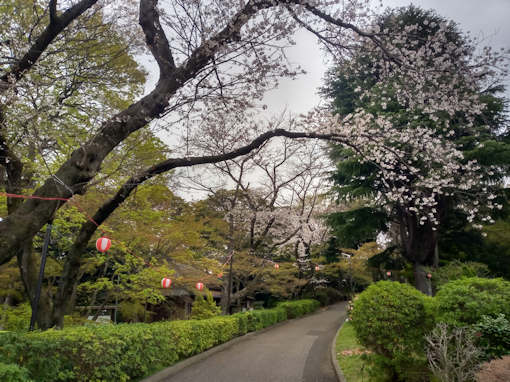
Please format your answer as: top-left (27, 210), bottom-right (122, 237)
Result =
top-left (274, 263), bottom-right (279, 270)
top-left (386, 271), bottom-right (391, 277)
top-left (196, 282), bottom-right (204, 291)
top-left (161, 278), bottom-right (172, 288)
top-left (315, 265), bottom-right (320, 271)
top-left (96, 237), bottom-right (111, 253)
top-left (426, 273), bottom-right (432, 279)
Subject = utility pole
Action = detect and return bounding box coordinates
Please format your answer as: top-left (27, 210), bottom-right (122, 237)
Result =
top-left (29, 221), bottom-right (53, 331)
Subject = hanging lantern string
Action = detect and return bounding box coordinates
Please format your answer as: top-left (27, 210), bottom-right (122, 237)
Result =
top-left (0, 192), bottom-right (104, 234)
top-left (1, 192), bottom-right (284, 286)
top-left (0, 191), bottom-right (151, 268)
top-left (0, 192), bottom-right (69, 202)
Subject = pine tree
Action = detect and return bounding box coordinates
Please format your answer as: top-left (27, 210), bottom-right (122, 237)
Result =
top-left (323, 237), bottom-right (340, 264)
top-left (191, 290), bottom-right (221, 320)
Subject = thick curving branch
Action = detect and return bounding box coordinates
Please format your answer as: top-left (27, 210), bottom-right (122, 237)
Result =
top-left (51, 128), bottom-right (350, 325)
top-left (0, 0), bottom-right (285, 266)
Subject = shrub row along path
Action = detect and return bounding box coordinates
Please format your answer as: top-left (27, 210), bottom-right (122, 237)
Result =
top-left (163, 302), bottom-right (347, 382)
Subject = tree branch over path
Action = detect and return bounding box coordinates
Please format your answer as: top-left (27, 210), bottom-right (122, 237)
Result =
top-left (0, 0), bottom-right (288, 265)
top-left (52, 127), bottom-right (349, 323)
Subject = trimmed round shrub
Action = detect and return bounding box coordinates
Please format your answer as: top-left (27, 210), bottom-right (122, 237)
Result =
top-left (435, 277), bottom-right (510, 326)
top-left (350, 281), bottom-right (434, 381)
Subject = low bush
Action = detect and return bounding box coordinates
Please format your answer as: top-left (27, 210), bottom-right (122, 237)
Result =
top-left (474, 314), bottom-right (510, 360)
top-left (350, 281), bottom-right (434, 381)
top-left (0, 303), bottom-right (31, 332)
top-left (0, 362), bottom-right (32, 382)
top-left (250, 307), bottom-right (287, 329)
top-left (434, 277), bottom-right (510, 326)
top-left (0, 299), bottom-right (318, 381)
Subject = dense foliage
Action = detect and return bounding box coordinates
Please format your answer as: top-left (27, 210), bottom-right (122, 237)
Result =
top-left (350, 277), bottom-right (510, 380)
top-left (0, 362), bottom-right (32, 382)
top-left (474, 314), bottom-right (510, 360)
top-left (277, 299), bottom-right (321, 319)
top-left (431, 260), bottom-right (491, 290)
top-left (434, 277), bottom-right (510, 326)
top-left (0, 299), bottom-right (319, 381)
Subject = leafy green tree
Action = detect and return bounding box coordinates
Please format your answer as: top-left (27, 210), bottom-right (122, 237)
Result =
top-left (438, 194), bottom-right (510, 280)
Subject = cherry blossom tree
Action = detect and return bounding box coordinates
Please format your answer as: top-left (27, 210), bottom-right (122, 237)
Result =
top-left (0, 0), bottom-right (506, 325)
top-left (321, 6), bottom-right (510, 293)
top-left (0, 0), bottom-right (378, 327)
top-left (182, 113), bottom-right (332, 311)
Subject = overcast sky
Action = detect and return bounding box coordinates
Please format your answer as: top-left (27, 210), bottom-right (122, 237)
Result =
top-left (263, 0), bottom-right (510, 115)
top-left (148, 1), bottom-right (510, 199)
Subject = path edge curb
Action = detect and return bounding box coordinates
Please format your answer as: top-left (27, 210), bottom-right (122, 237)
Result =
top-left (330, 317), bottom-right (348, 382)
top-left (142, 307), bottom-right (330, 382)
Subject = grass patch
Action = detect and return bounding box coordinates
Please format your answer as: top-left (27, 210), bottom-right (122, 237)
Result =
top-left (335, 320), bottom-right (374, 382)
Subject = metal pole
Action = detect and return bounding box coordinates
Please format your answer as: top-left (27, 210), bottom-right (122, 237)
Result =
top-left (114, 274), bottom-right (119, 324)
top-left (29, 222), bottom-right (52, 331)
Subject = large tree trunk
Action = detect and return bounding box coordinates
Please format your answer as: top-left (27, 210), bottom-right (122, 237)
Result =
top-left (414, 263), bottom-right (432, 296)
top-left (0, 0), bottom-right (288, 269)
top-left (398, 208), bottom-right (437, 295)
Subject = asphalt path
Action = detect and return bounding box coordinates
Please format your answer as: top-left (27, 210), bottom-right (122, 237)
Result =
top-left (164, 302), bottom-right (347, 382)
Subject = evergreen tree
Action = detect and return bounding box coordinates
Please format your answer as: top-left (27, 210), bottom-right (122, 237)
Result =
top-left (322, 237), bottom-right (340, 264)
top-left (191, 290), bottom-right (221, 320)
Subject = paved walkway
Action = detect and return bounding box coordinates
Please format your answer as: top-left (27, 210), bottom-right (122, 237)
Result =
top-left (164, 302), bottom-right (347, 382)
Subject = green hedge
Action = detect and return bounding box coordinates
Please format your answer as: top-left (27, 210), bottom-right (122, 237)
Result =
top-left (0, 299), bottom-right (318, 382)
top-left (278, 299), bottom-right (321, 318)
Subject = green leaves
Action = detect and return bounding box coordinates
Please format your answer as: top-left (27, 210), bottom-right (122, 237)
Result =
top-left (327, 208), bottom-right (388, 248)
top-left (191, 290), bottom-right (221, 320)
top-left (351, 281), bottom-right (434, 381)
top-left (474, 314), bottom-right (510, 360)
top-left (434, 277), bottom-right (510, 326)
